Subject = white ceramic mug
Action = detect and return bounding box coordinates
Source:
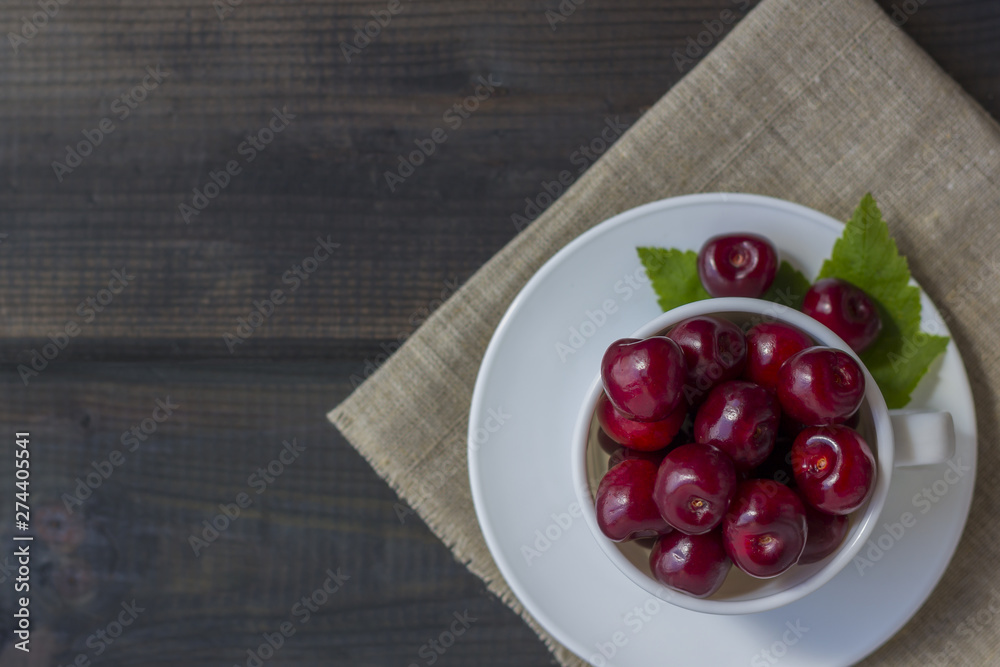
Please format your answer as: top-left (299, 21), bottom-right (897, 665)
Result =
top-left (572, 297), bottom-right (955, 615)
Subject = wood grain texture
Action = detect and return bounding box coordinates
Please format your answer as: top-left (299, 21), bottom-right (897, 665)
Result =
top-left (0, 0), bottom-right (997, 664)
top-left (0, 361), bottom-right (552, 666)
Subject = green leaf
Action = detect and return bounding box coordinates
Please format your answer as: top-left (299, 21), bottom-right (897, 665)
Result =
top-left (762, 261), bottom-right (811, 310)
top-left (637, 247), bottom-right (710, 312)
top-left (818, 193), bottom-right (949, 408)
top-left (854, 328), bottom-right (949, 408)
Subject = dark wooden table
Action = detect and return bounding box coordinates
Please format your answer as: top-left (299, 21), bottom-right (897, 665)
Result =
top-left (0, 1), bottom-right (996, 665)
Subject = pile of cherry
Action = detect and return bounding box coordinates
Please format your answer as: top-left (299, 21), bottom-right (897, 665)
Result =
top-left (594, 233), bottom-right (880, 598)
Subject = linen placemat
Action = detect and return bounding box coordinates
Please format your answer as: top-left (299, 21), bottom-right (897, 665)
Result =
top-left (329, 0), bottom-right (1000, 663)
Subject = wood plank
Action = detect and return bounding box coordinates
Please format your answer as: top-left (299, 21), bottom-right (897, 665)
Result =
top-left (3, 1), bottom-right (995, 359)
top-left (0, 360), bottom-right (553, 665)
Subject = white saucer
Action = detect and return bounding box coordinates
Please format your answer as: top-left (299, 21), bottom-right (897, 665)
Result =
top-left (468, 193), bottom-right (976, 667)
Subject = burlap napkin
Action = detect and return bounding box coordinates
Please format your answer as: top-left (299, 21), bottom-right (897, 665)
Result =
top-left (329, 0), bottom-right (1000, 663)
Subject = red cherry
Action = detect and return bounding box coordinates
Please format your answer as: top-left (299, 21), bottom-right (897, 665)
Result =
top-left (694, 380), bottom-right (781, 470)
top-left (667, 316), bottom-right (747, 403)
top-left (597, 392), bottom-right (686, 452)
top-left (802, 278), bottom-right (882, 353)
top-left (596, 459), bottom-right (673, 542)
top-left (791, 425), bottom-right (876, 515)
top-left (601, 337), bottom-right (685, 421)
top-left (722, 479), bottom-right (807, 578)
top-left (744, 322), bottom-right (813, 393)
top-left (653, 443), bottom-right (738, 535)
top-left (697, 234), bottom-right (779, 298)
top-left (650, 530), bottom-right (731, 598)
top-left (799, 503), bottom-right (850, 564)
top-left (777, 347), bottom-right (865, 425)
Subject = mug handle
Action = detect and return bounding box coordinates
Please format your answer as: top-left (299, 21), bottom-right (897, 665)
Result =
top-left (889, 410), bottom-right (955, 467)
